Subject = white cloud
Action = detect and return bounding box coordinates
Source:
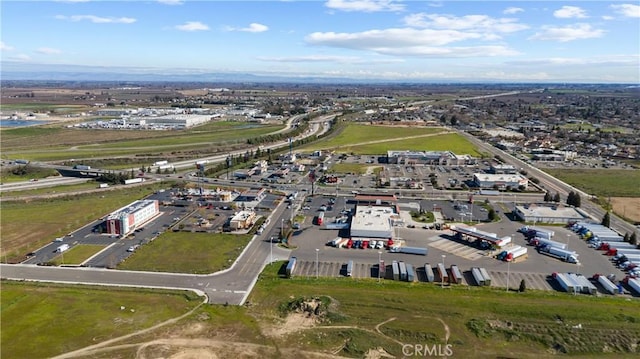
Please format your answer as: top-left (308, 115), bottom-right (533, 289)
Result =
top-left (175, 21), bottom-right (209, 31)
top-left (503, 7), bottom-right (524, 15)
top-left (54, 0), bottom-right (91, 3)
top-left (37, 47), bottom-right (62, 55)
top-left (226, 23), bottom-right (269, 33)
top-left (507, 55), bottom-right (640, 67)
top-left (157, 0), bottom-right (184, 5)
top-left (324, 0), bottom-right (404, 13)
top-left (602, 15), bottom-right (614, 21)
top-left (611, 4), bottom-right (640, 18)
top-left (10, 54), bottom-right (31, 62)
top-left (553, 6), bottom-right (588, 19)
top-left (0, 41), bottom-right (14, 51)
top-left (305, 28), bottom-right (519, 57)
top-left (257, 54), bottom-right (404, 64)
top-left (404, 13), bottom-right (529, 33)
top-left (529, 23), bottom-right (604, 42)
top-left (55, 15), bottom-right (136, 24)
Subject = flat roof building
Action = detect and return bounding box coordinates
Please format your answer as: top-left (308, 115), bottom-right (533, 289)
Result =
top-left (228, 210), bottom-right (256, 231)
top-left (350, 205), bottom-right (399, 239)
top-left (514, 204), bottom-right (588, 224)
top-left (473, 173), bottom-right (528, 190)
top-left (105, 199), bottom-right (159, 236)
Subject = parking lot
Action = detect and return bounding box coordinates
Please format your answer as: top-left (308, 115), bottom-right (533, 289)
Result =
top-left (287, 194), bottom-right (628, 295)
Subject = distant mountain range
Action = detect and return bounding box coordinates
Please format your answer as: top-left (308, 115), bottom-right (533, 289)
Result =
top-left (1, 62), bottom-right (637, 85)
top-left (0, 61), bottom-right (393, 84)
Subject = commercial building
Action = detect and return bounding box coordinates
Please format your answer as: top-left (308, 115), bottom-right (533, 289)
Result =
top-left (105, 200), bottom-right (159, 236)
top-left (473, 173), bottom-right (528, 190)
top-left (235, 188), bottom-right (266, 202)
top-left (228, 210), bottom-right (256, 231)
top-left (350, 204), bottom-right (399, 239)
top-left (386, 150), bottom-right (476, 166)
top-left (513, 204), bottom-right (588, 224)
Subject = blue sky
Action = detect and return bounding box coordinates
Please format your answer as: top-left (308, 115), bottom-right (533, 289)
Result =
top-left (1, 0), bottom-right (639, 82)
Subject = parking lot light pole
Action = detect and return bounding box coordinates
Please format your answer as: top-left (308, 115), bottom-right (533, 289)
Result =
top-left (315, 248), bottom-right (319, 279)
top-left (441, 255), bottom-right (446, 288)
top-left (506, 259), bottom-right (511, 292)
top-left (270, 235), bottom-right (273, 264)
top-left (378, 251), bottom-right (382, 282)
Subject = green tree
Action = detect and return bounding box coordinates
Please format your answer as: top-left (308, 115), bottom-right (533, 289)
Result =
top-left (519, 279), bottom-right (526, 292)
top-left (487, 208), bottom-right (497, 221)
top-left (544, 192), bottom-right (552, 202)
top-left (624, 233), bottom-right (630, 242)
top-left (553, 192), bottom-right (561, 203)
top-left (601, 211), bottom-right (611, 228)
top-left (630, 232), bottom-right (638, 246)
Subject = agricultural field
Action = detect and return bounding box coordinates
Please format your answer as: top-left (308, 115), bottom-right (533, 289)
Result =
top-left (544, 168), bottom-right (640, 222)
top-left (1, 122), bottom-right (282, 163)
top-left (3, 263), bottom-right (639, 359)
top-left (0, 184), bottom-right (162, 262)
top-left (306, 124), bottom-right (482, 156)
top-left (117, 232), bottom-right (252, 274)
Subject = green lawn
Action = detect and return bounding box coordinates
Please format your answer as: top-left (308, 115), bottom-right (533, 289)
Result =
top-left (248, 262), bottom-right (640, 358)
top-left (50, 244), bottom-right (105, 265)
top-left (0, 281), bottom-right (202, 359)
top-left (117, 232), bottom-right (252, 274)
top-left (544, 168), bottom-right (640, 197)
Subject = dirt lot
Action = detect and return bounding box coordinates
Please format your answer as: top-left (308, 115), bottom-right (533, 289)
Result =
top-left (610, 197), bottom-right (640, 223)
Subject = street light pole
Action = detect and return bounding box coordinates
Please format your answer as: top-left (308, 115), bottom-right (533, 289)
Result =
top-left (281, 218), bottom-right (284, 240)
top-left (315, 248), bottom-right (319, 279)
top-left (506, 259), bottom-right (511, 292)
top-left (270, 235), bottom-right (273, 264)
top-left (441, 255), bottom-right (446, 288)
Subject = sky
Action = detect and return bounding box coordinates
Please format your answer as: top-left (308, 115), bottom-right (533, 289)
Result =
top-left (1, 0), bottom-right (639, 83)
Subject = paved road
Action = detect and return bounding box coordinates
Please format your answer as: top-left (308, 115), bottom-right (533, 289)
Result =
top-left (1, 204), bottom-right (292, 305)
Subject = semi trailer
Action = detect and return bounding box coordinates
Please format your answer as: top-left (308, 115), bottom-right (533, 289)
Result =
top-left (424, 264), bottom-right (435, 282)
top-left (539, 245), bottom-right (579, 263)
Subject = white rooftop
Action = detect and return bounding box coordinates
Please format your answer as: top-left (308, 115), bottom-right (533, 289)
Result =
top-left (350, 205), bottom-right (396, 239)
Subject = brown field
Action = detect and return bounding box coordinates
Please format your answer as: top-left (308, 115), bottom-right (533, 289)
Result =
top-left (610, 197), bottom-right (640, 223)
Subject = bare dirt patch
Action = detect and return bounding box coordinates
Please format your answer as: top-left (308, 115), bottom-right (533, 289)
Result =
top-left (610, 197), bottom-right (640, 223)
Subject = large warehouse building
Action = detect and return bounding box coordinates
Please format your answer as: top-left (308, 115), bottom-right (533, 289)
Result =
top-left (105, 200), bottom-right (159, 236)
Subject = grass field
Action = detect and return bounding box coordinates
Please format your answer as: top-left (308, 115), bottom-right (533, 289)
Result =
top-left (0, 181), bottom-right (100, 197)
top-left (328, 163), bottom-right (377, 175)
top-left (544, 168), bottom-right (640, 197)
top-left (4, 262), bottom-right (638, 359)
top-left (1, 122), bottom-right (282, 162)
top-left (117, 232), bottom-right (252, 274)
top-left (0, 184), bottom-right (162, 261)
top-left (247, 262), bottom-right (640, 358)
top-left (305, 124), bottom-right (481, 156)
top-left (50, 244), bottom-right (106, 265)
top-left (0, 281), bottom-right (203, 359)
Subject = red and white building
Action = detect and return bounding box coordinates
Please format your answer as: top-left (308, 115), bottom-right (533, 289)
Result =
top-left (105, 199), bottom-right (159, 236)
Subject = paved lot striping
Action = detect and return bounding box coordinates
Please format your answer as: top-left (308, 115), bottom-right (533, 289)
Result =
top-left (291, 260), bottom-right (562, 292)
top-left (426, 237), bottom-right (486, 260)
